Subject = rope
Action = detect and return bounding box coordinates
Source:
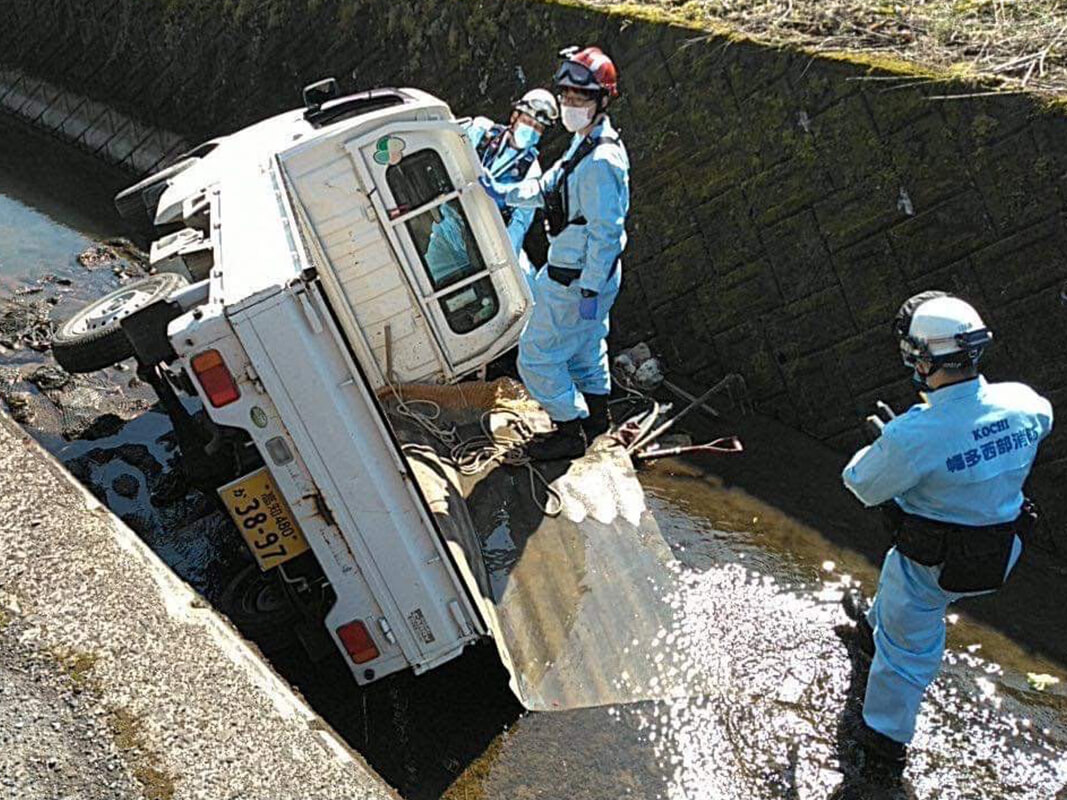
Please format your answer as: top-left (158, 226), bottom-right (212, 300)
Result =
top-left (388, 380), bottom-right (562, 517)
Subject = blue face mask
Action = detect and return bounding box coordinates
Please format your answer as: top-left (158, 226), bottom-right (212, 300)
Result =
top-left (511, 123), bottom-right (540, 150)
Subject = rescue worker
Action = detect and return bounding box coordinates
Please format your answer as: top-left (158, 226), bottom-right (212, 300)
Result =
top-left (841, 291), bottom-right (1053, 765)
top-left (468, 89), bottom-right (559, 277)
top-left (427, 90), bottom-right (558, 287)
top-left (493, 46), bottom-right (630, 461)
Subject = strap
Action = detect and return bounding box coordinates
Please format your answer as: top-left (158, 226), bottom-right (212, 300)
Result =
top-left (475, 124), bottom-right (509, 167)
top-left (558, 134), bottom-right (619, 189)
top-left (559, 134), bottom-right (619, 224)
top-left (478, 126), bottom-right (538, 186)
top-left (512, 148), bottom-right (537, 178)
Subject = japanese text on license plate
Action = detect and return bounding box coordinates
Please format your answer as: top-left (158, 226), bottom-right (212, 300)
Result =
top-left (218, 468), bottom-right (310, 571)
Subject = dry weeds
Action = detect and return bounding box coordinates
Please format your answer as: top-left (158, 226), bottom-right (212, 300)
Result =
top-left (588, 0), bottom-right (1067, 95)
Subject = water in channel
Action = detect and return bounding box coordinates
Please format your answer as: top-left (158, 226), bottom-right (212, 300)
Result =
top-left (1, 111), bottom-right (1065, 800)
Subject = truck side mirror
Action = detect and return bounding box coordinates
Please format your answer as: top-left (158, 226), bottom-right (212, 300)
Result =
top-left (303, 78), bottom-right (340, 111)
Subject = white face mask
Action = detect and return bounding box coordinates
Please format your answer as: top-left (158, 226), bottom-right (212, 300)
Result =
top-left (561, 104), bottom-right (595, 133)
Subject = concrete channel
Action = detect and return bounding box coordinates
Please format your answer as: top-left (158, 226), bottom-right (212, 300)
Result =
top-left (2, 6), bottom-right (1067, 795)
top-left (0, 410), bottom-right (397, 799)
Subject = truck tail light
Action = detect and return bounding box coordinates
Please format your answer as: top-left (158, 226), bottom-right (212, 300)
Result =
top-left (337, 620), bottom-right (379, 664)
top-left (191, 350), bottom-right (240, 407)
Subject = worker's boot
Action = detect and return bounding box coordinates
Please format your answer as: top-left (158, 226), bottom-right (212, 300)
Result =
top-left (581, 393), bottom-right (611, 441)
top-left (526, 418), bottom-right (587, 462)
top-left (856, 721), bottom-right (908, 768)
top-left (842, 589), bottom-right (875, 660)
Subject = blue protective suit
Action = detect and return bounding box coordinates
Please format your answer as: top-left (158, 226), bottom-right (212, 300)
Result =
top-left (466, 117), bottom-right (542, 270)
top-left (842, 375), bottom-right (1053, 743)
top-left (504, 116), bottom-right (630, 422)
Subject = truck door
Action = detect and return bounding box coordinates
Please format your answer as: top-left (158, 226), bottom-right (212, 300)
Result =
top-left (345, 124), bottom-right (530, 376)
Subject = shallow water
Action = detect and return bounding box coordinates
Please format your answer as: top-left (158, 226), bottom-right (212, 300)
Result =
top-left (0, 114), bottom-right (129, 284)
top-left (2, 111), bottom-right (1065, 800)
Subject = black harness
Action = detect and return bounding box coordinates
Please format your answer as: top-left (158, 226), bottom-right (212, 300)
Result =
top-left (542, 132), bottom-right (620, 238)
top-left (887, 502), bottom-right (1037, 592)
top-left (476, 124), bottom-right (536, 225)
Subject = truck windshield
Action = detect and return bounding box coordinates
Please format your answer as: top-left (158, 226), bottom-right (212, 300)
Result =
top-left (386, 149), bottom-right (499, 335)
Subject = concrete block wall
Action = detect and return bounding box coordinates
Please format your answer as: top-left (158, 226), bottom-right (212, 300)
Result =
top-left (0, 67), bottom-right (188, 172)
top-left (3, 0), bottom-right (1066, 535)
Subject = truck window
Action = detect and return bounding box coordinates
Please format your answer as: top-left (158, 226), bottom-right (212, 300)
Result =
top-left (386, 149), bottom-right (499, 335)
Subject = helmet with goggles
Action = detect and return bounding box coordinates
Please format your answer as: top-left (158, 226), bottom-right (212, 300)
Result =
top-left (554, 46), bottom-right (619, 99)
top-left (512, 88), bottom-right (560, 127)
top-left (893, 291), bottom-right (993, 373)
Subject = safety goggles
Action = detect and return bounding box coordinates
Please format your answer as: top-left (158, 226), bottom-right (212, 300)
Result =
top-left (898, 329), bottom-right (992, 367)
top-left (554, 61), bottom-right (600, 91)
top-left (513, 103), bottom-right (554, 127)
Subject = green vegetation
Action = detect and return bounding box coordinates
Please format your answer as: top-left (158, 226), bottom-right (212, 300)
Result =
top-left (109, 709), bottom-right (177, 800)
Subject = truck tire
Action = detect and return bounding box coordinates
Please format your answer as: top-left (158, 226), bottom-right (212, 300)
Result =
top-left (113, 157), bottom-right (197, 231)
top-left (219, 564), bottom-right (301, 654)
top-left (52, 273), bottom-right (189, 373)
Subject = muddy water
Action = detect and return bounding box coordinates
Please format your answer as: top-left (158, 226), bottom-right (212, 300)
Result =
top-left (2, 112), bottom-right (1066, 800)
top-left (0, 115), bottom-right (241, 599)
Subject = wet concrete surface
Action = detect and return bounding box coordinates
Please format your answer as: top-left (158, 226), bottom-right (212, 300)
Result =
top-left (2, 112), bottom-right (1066, 799)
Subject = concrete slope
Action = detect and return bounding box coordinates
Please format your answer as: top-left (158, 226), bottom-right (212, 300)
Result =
top-left (0, 410), bottom-right (397, 800)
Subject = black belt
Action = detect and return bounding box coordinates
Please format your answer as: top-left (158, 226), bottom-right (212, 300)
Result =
top-left (546, 258), bottom-right (620, 287)
top-left (892, 505), bottom-right (1036, 593)
top-left (547, 265), bottom-right (582, 286)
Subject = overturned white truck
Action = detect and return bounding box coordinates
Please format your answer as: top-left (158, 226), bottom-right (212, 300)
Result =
top-left (54, 81), bottom-right (685, 710)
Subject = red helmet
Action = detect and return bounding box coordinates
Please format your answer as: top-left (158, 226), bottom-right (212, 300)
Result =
top-left (554, 46), bottom-right (619, 98)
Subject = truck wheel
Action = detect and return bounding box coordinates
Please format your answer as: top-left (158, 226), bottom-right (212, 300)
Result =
top-left (52, 273), bottom-right (189, 373)
top-left (219, 564), bottom-right (301, 654)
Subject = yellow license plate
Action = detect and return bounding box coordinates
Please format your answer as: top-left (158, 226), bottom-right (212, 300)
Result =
top-left (218, 467), bottom-right (309, 571)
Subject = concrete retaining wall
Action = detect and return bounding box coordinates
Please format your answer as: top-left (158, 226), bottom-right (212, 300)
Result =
top-left (3, 0), bottom-right (1066, 535)
top-left (0, 411), bottom-right (397, 799)
top-left (0, 67), bottom-right (187, 173)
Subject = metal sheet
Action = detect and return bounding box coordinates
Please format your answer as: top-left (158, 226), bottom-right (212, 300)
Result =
top-left (390, 383), bottom-right (696, 711)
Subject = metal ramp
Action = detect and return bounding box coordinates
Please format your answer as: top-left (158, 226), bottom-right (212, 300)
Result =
top-left (387, 381), bottom-right (696, 711)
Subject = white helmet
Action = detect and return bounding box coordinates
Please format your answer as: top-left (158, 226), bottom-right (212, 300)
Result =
top-left (513, 88), bottom-right (559, 127)
top-left (893, 291), bottom-right (993, 371)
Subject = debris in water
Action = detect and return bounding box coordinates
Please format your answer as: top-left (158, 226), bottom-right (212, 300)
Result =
top-left (821, 560), bottom-right (835, 572)
top-left (1027, 673), bottom-right (1060, 692)
top-left (614, 342), bottom-right (664, 389)
top-left (26, 364), bottom-right (71, 392)
top-left (76, 239), bottom-right (149, 275)
top-left (0, 296), bottom-right (55, 351)
top-left (111, 473), bottom-right (141, 499)
top-left (77, 245), bottom-right (118, 269)
top-left (3, 391), bottom-right (34, 424)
